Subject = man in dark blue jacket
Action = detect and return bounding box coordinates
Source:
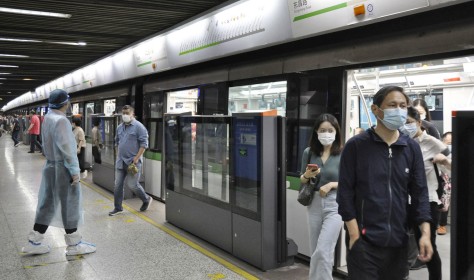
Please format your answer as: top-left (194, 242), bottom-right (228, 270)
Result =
top-left (337, 86), bottom-right (432, 279)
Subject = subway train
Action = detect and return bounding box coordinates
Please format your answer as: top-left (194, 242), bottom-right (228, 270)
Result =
top-left (3, 0), bottom-right (474, 278)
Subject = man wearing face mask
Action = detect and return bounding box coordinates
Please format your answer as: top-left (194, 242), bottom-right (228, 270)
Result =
top-left (337, 86), bottom-right (433, 280)
top-left (109, 105), bottom-right (152, 216)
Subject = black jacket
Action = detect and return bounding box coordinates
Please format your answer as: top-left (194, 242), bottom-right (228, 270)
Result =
top-left (337, 128), bottom-right (431, 247)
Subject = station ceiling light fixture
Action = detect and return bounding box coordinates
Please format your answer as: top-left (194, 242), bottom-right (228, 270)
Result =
top-left (0, 54), bottom-right (29, 58)
top-left (0, 37), bottom-right (86, 46)
top-left (0, 73), bottom-right (11, 75)
top-left (0, 65), bottom-right (18, 68)
top-left (0, 7), bottom-right (71, 18)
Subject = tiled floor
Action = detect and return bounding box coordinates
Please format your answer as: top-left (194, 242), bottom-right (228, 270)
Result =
top-left (0, 135), bottom-right (449, 279)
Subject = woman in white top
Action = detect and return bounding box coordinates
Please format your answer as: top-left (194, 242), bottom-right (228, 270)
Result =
top-left (72, 117), bottom-right (87, 178)
top-left (402, 106), bottom-right (450, 280)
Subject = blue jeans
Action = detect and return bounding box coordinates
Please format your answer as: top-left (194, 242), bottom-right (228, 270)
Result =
top-left (113, 164), bottom-right (148, 211)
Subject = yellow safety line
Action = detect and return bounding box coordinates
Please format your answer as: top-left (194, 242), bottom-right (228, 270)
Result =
top-left (80, 180), bottom-right (259, 280)
top-left (23, 255), bottom-right (84, 269)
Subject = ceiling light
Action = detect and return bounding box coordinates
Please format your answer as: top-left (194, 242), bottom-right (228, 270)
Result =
top-left (0, 65), bottom-right (18, 68)
top-left (0, 37), bottom-right (41, 43)
top-left (0, 37), bottom-right (86, 46)
top-left (23, 78), bottom-right (34, 80)
top-left (0, 7), bottom-right (71, 18)
top-left (0, 78), bottom-right (6, 80)
top-left (50, 41), bottom-right (87, 46)
top-left (0, 73), bottom-right (11, 75)
top-left (0, 54), bottom-right (29, 58)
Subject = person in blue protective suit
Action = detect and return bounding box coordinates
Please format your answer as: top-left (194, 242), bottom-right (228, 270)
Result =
top-left (21, 89), bottom-right (96, 256)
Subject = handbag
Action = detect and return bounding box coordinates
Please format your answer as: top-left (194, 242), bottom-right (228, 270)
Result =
top-left (297, 150), bottom-right (319, 206)
top-left (92, 146), bottom-right (102, 164)
top-left (433, 163), bottom-right (451, 212)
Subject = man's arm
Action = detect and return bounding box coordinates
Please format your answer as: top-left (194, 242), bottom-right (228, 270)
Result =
top-left (418, 222), bottom-right (433, 262)
top-left (345, 219), bottom-right (360, 249)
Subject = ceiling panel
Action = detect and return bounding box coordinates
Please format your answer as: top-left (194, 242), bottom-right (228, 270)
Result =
top-left (0, 0), bottom-right (228, 107)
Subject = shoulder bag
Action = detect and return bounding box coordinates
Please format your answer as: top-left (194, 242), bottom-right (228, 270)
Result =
top-left (297, 151), bottom-right (319, 206)
top-left (433, 163), bottom-right (451, 212)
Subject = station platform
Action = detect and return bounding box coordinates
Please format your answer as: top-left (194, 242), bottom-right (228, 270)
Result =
top-left (0, 135), bottom-right (450, 279)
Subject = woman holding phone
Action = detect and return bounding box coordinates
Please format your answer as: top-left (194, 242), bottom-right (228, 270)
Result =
top-left (300, 113), bottom-right (344, 280)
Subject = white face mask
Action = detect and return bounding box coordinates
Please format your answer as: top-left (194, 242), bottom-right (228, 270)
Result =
top-left (122, 114), bottom-right (132, 123)
top-left (400, 123), bottom-right (418, 138)
top-left (420, 113), bottom-right (426, 120)
top-left (318, 132), bottom-right (336, 146)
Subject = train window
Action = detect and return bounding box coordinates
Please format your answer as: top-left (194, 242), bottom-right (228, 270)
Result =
top-left (167, 89), bottom-right (198, 114)
top-left (228, 81), bottom-right (287, 116)
top-left (346, 55), bottom-right (474, 137)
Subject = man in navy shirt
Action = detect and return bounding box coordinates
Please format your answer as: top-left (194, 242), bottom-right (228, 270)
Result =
top-left (109, 105), bottom-right (152, 216)
top-left (337, 86), bottom-right (432, 279)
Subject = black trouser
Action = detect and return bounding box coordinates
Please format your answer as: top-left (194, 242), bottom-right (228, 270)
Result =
top-left (414, 202), bottom-right (442, 280)
top-left (30, 134), bottom-right (42, 152)
top-left (12, 130), bottom-right (19, 145)
top-left (78, 147), bottom-right (85, 173)
top-left (34, 223), bottom-right (76, 234)
top-left (439, 208), bottom-right (449, 227)
top-left (347, 237), bottom-right (407, 280)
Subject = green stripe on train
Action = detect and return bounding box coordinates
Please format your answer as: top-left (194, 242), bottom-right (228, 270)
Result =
top-left (144, 151), bottom-right (162, 161)
top-left (287, 176), bottom-right (301, 191)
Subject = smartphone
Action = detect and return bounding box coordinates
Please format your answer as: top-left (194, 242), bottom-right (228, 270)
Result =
top-left (307, 163), bottom-right (319, 171)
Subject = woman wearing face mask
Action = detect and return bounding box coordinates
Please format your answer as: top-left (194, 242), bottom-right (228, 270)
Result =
top-left (300, 113), bottom-right (343, 280)
top-left (401, 106), bottom-right (450, 280)
top-left (72, 117), bottom-right (87, 178)
top-left (413, 98), bottom-right (441, 139)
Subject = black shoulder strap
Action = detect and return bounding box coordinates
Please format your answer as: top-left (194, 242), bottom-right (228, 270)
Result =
top-left (307, 150), bottom-right (312, 165)
top-left (433, 162), bottom-right (443, 185)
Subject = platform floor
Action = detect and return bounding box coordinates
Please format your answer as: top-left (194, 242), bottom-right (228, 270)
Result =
top-left (0, 135), bottom-right (449, 279)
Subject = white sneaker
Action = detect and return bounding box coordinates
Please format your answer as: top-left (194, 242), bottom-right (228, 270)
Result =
top-left (80, 170), bottom-right (88, 179)
top-left (66, 241), bottom-right (97, 256)
top-left (21, 231), bottom-right (50, 255)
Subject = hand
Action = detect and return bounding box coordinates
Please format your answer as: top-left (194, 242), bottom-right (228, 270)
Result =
top-left (71, 174), bottom-right (80, 186)
top-left (319, 183), bottom-right (332, 197)
top-left (418, 235), bottom-right (433, 262)
top-left (349, 235), bottom-right (360, 250)
top-left (77, 148), bottom-right (81, 154)
top-left (133, 157), bottom-right (139, 165)
top-left (304, 167), bottom-right (320, 179)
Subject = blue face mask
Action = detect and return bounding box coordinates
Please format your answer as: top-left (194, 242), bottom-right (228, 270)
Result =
top-left (400, 123), bottom-right (418, 138)
top-left (376, 107), bottom-right (407, 131)
top-left (377, 107), bottom-right (407, 130)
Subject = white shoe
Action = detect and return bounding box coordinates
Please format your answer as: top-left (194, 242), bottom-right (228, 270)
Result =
top-left (80, 170), bottom-right (88, 179)
top-left (65, 232), bottom-right (96, 256)
top-left (22, 231), bottom-right (50, 255)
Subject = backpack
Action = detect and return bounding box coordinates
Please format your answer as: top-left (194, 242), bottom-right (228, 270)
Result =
top-left (433, 163), bottom-right (451, 212)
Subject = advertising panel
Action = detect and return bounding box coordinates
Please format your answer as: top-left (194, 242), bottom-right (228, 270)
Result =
top-left (287, 0), bottom-right (429, 39)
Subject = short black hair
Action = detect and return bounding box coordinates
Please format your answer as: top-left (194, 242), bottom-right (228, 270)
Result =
top-left (122, 105), bottom-right (134, 112)
top-left (72, 117), bottom-right (82, 127)
top-left (92, 118), bottom-right (100, 127)
top-left (30, 110), bottom-right (36, 115)
top-left (442, 131), bottom-right (452, 140)
top-left (373, 86), bottom-right (410, 107)
top-left (407, 106), bottom-right (421, 121)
